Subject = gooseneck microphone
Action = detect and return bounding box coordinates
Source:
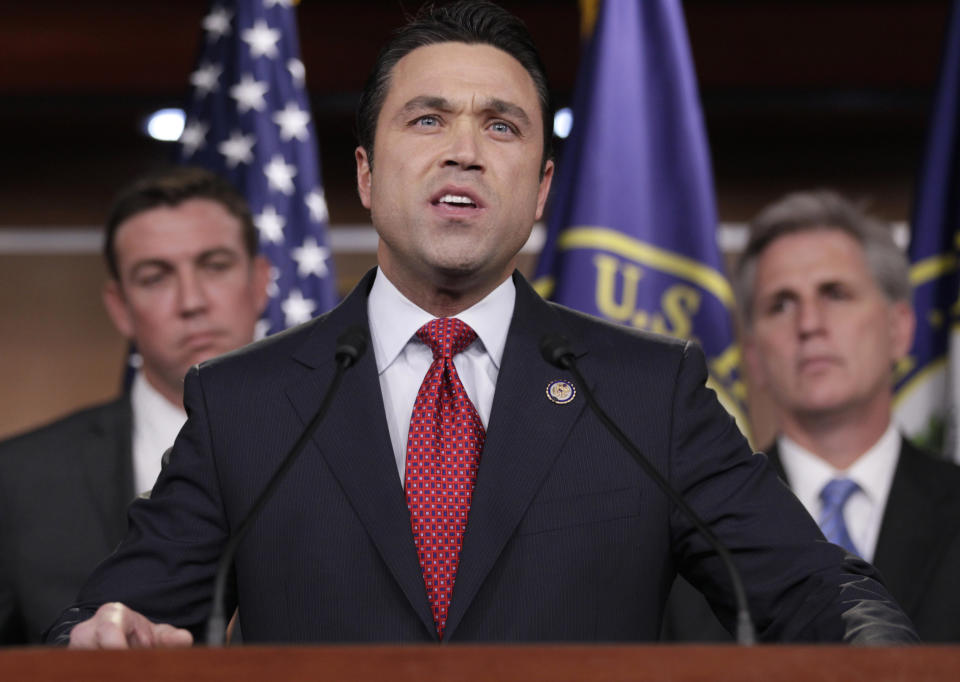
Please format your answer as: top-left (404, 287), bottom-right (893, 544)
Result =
top-left (206, 326), bottom-right (369, 646)
top-left (539, 333), bottom-right (757, 646)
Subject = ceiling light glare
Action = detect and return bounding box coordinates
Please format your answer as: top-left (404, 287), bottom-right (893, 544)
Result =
top-left (145, 108), bottom-right (186, 142)
top-left (553, 107), bottom-right (573, 139)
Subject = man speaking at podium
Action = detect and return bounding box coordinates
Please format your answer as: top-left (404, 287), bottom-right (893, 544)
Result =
top-left (49, 1), bottom-right (916, 647)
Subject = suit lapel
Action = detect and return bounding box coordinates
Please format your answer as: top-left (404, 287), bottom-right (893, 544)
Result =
top-left (283, 270), bottom-right (435, 636)
top-left (763, 442), bottom-right (788, 483)
top-left (77, 398), bottom-right (134, 547)
top-left (872, 439), bottom-right (941, 613)
top-left (444, 274), bottom-right (588, 639)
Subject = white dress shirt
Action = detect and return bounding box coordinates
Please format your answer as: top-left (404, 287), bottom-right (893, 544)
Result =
top-left (778, 424), bottom-right (900, 562)
top-left (130, 371), bottom-right (187, 496)
top-left (367, 268), bottom-right (515, 482)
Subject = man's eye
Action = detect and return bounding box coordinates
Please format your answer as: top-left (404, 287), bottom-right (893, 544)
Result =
top-left (204, 259), bottom-right (234, 272)
top-left (135, 270), bottom-right (168, 287)
top-left (766, 297), bottom-right (792, 315)
top-left (823, 285), bottom-right (851, 300)
top-left (490, 120), bottom-right (516, 135)
top-left (413, 115), bottom-right (441, 128)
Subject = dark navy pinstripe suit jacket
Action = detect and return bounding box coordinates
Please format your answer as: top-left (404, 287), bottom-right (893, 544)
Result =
top-left (49, 269), bottom-right (916, 644)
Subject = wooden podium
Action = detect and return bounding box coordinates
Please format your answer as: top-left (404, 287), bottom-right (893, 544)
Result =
top-left (3, 645), bottom-right (958, 681)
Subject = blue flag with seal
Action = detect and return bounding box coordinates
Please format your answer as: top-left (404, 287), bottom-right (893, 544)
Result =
top-left (534, 0), bottom-right (747, 433)
top-left (179, 0), bottom-right (336, 337)
top-left (894, 0), bottom-right (960, 461)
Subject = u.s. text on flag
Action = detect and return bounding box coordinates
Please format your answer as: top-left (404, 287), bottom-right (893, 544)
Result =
top-left (180, 0), bottom-right (336, 337)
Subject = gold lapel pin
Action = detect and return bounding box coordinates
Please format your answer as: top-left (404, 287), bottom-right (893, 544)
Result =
top-left (546, 379), bottom-right (576, 405)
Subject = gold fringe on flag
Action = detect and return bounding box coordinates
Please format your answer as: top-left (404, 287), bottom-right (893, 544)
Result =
top-left (579, 0), bottom-right (601, 39)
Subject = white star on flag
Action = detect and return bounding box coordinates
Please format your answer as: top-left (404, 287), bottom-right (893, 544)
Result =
top-left (254, 205), bottom-right (286, 244)
top-left (287, 58), bottom-right (306, 88)
top-left (230, 74), bottom-right (269, 113)
top-left (218, 130), bottom-right (256, 168)
top-left (190, 62), bottom-right (222, 98)
top-left (202, 6), bottom-right (232, 41)
top-left (266, 266), bottom-right (281, 298)
top-left (242, 19), bottom-right (281, 59)
top-left (180, 119), bottom-right (209, 157)
top-left (292, 237), bottom-right (330, 278)
top-left (282, 289), bottom-right (317, 327)
top-left (254, 318), bottom-right (272, 341)
top-left (264, 154), bottom-right (297, 195)
top-left (272, 102), bottom-right (311, 142)
top-left (264, 0), bottom-right (294, 9)
top-left (305, 189), bottom-right (329, 223)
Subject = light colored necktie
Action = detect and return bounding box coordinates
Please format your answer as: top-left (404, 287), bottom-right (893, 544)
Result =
top-left (818, 477), bottom-right (861, 556)
top-left (404, 317), bottom-right (485, 639)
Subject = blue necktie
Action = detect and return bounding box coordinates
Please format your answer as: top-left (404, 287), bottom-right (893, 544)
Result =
top-left (818, 478), bottom-right (861, 556)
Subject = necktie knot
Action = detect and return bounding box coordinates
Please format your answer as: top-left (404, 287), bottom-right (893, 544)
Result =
top-left (416, 317), bottom-right (478, 361)
top-left (818, 477), bottom-right (861, 556)
top-left (820, 477), bottom-right (859, 509)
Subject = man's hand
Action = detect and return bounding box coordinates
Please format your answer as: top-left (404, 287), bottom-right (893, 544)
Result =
top-left (68, 602), bottom-right (194, 649)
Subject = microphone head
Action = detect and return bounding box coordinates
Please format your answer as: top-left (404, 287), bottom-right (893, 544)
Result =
top-left (539, 333), bottom-right (574, 369)
top-left (335, 326), bottom-right (369, 367)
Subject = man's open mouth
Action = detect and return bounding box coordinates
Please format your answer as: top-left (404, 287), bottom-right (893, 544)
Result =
top-left (435, 193), bottom-right (478, 208)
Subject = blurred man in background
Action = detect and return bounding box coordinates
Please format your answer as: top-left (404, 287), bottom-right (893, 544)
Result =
top-left (0, 167), bottom-right (269, 643)
top-left (663, 190), bottom-right (960, 642)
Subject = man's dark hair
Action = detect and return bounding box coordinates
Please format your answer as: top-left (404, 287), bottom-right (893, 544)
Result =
top-left (104, 166), bottom-right (258, 280)
top-left (356, 0), bottom-right (553, 175)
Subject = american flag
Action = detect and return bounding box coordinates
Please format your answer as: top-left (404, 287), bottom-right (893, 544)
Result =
top-left (179, 0), bottom-right (336, 336)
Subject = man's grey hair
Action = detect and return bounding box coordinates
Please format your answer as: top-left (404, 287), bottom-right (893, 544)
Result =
top-left (734, 189), bottom-right (911, 327)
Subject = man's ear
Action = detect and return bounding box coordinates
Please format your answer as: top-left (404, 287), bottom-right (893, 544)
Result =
top-left (102, 279), bottom-right (134, 340)
top-left (534, 159), bottom-right (555, 222)
top-left (356, 146), bottom-right (372, 210)
top-left (252, 254), bottom-right (272, 316)
top-left (889, 300), bottom-right (916, 362)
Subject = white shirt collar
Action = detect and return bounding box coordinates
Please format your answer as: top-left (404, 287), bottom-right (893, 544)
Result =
top-left (778, 423), bottom-right (900, 515)
top-left (130, 370), bottom-right (187, 495)
top-left (367, 267), bottom-right (515, 374)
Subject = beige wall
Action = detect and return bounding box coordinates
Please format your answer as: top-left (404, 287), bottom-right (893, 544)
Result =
top-left (0, 254), bottom-right (127, 439)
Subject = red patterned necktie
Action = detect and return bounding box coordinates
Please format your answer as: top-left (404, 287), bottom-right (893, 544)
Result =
top-left (404, 317), bottom-right (485, 639)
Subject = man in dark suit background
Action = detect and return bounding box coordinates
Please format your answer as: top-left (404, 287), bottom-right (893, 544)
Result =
top-left (662, 190), bottom-right (960, 642)
top-left (0, 167), bottom-right (269, 644)
top-left (51, 2), bottom-right (917, 648)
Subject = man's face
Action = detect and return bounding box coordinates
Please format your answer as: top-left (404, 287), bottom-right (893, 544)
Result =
top-left (103, 198), bottom-right (269, 405)
top-left (745, 229), bottom-right (914, 424)
top-left (355, 42), bottom-right (554, 303)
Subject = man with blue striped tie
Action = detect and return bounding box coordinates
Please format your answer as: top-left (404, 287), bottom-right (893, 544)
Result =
top-left (663, 190), bottom-right (960, 642)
